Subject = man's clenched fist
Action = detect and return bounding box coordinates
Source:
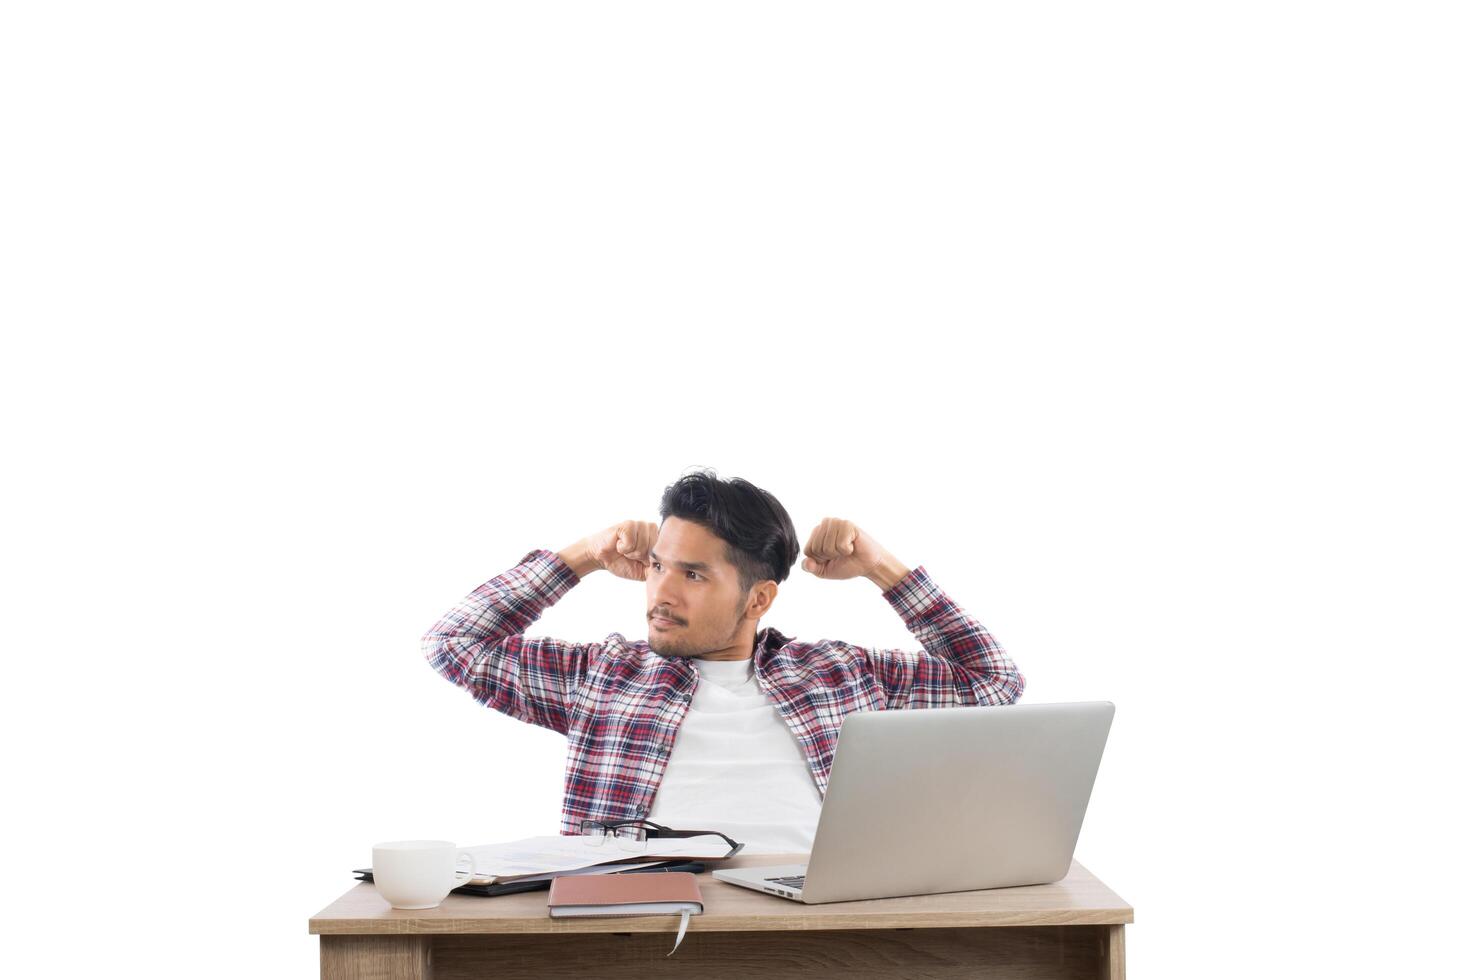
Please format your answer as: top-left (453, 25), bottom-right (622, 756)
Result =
top-left (800, 517), bottom-right (889, 581)
top-left (586, 520), bottom-right (659, 581)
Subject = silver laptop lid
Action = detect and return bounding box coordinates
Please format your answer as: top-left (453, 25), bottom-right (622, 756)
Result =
top-left (800, 701), bottom-right (1114, 904)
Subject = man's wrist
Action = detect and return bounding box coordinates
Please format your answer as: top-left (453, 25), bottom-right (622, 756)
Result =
top-left (556, 542), bottom-right (601, 579)
top-left (866, 552), bottom-right (912, 592)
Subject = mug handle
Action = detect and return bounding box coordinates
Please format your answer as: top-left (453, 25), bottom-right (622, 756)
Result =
top-left (453, 850), bottom-right (478, 888)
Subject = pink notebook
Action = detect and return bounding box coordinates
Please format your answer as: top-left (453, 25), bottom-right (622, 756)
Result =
top-left (547, 871), bottom-right (704, 955)
top-left (547, 870), bottom-right (703, 916)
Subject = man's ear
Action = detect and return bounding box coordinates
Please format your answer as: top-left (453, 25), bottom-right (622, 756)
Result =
top-left (745, 581), bottom-right (777, 619)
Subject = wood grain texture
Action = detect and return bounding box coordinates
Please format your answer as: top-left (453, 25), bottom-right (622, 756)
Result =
top-left (310, 854), bottom-right (1133, 937)
top-left (429, 926), bottom-right (1108, 980)
top-left (1102, 923), bottom-right (1126, 980)
top-left (320, 936), bottom-right (430, 980)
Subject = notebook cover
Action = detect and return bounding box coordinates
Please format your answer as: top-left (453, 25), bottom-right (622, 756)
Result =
top-left (547, 870), bottom-right (703, 910)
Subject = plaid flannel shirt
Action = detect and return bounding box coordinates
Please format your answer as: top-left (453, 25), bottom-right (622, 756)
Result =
top-left (423, 548), bottom-right (1026, 836)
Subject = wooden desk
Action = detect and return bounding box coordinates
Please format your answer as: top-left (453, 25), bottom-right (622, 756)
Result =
top-left (309, 851), bottom-right (1133, 979)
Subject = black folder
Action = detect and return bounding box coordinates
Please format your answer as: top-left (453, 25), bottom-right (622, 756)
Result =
top-left (352, 860), bottom-right (710, 898)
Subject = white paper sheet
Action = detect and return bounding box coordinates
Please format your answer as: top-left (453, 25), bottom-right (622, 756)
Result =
top-left (461, 834), bottom-right (734, 883)
top-left (499, 861), bottom-right (667, 884)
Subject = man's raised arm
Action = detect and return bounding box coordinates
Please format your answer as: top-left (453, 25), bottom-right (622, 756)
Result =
top-left (801, 517), bottom-right (1026, 709)
top-left (421, 547), bottom-right (589, 734)
top-left (421, 520), bottom-right (658, 734)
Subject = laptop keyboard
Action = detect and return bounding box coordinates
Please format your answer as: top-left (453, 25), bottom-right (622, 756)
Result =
top-left (764, 875), bottom-right (806, 888)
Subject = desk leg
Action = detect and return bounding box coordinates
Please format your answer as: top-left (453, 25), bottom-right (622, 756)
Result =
top-left (320, 935), bottom-right (432, 980)
top-left (1101, 924), bottom-right (1126, 980)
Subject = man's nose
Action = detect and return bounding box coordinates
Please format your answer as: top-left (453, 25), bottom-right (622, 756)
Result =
top-left (650, 576), bottom-right (681, 611)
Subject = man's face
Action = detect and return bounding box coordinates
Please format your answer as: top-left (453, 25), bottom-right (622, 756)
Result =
top-left (646, 516), bottom-right (750, 658)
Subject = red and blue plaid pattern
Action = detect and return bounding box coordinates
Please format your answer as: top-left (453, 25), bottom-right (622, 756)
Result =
top-left (424, 549), bottom-right (1026, 836)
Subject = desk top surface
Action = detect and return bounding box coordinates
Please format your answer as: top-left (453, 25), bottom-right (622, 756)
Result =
top-left (309, 852), bottom-right (1133, 935)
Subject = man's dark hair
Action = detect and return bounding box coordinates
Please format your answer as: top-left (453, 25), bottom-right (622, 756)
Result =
top-left (658, 468), bottom-right (800, 595)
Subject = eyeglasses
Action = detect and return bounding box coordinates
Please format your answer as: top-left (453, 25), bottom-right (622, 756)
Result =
top-left (578, 818), bottom-right (741, 855)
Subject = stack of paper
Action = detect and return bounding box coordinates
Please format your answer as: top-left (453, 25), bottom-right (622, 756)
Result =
top-left (459, 834), bottom-right (739, 884)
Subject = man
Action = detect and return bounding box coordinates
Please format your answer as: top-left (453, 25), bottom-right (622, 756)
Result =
top-left (423, 470), bottom-right (1026, 854)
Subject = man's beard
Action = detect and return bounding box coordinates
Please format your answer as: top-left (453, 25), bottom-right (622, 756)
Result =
top-left (650, 621), bottom-right (712, 659)
top-left (649, 628), bottom-right (688, 658)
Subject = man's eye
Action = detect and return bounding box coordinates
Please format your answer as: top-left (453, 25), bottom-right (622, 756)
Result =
top-left (686, 571), bottom-right (699, 581)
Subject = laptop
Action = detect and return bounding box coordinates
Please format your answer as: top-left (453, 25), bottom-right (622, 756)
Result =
top-left (713, 700), bottom-right (1114, 904)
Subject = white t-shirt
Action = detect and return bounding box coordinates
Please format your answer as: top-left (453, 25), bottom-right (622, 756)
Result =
top-left (646, 655), bottom-right (824, 855)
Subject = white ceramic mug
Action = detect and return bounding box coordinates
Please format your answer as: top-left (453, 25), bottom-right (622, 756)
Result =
top-left (371, 840), bottom-right (477, 909)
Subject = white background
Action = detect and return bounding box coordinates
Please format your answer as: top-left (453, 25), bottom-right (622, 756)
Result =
top-left (3, 2), bottom-right (1465, 977)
